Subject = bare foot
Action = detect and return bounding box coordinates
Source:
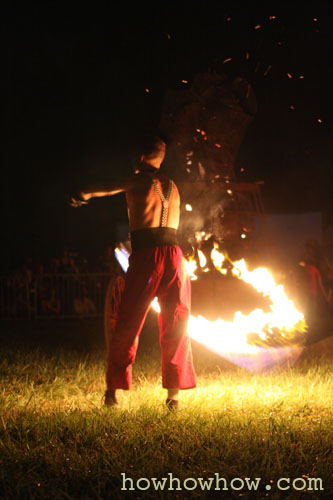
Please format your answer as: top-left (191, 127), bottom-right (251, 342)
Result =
top-left (166, 398), bottom-right (179, 411)
top-left (166, 388), bottom-right (180, 410)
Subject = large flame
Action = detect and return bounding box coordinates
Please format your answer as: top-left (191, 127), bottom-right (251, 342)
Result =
top-left (115, 244), bottom-right (306, 371)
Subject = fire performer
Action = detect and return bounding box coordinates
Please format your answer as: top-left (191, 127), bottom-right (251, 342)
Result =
top-left (69, 136), bottom-right (196, 409)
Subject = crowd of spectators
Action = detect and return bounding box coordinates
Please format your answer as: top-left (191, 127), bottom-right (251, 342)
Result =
top-left (1, 245), bottom-right (122, 319)
top-left (2, 240), bottom-right (331, 321)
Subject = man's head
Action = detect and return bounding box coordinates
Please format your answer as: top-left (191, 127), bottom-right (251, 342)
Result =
top-left (132, 135), bottom-right (166, 173)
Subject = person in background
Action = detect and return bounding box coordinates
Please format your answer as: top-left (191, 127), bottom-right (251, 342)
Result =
top-left (60, 248), bottom-right (78, 274)
top-left (41, 287), bottom-right (61, 315)
top-left (73, 287), bottom-right (96, 316)
top-left (298, 248), bottom-right (331, 319)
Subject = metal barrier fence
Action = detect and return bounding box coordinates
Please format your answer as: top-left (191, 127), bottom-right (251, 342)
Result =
top-left (0, 276), bottom-right (32, 319)
top-left (0, 274), bottom-right (113, 319)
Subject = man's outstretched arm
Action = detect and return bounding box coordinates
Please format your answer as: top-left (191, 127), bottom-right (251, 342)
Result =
top-left (68, 176), bottom-right (133, 207)
top-left (80, 176), bottom-right (136, 201)
top-left (68, 173), bottom-right (147, 207)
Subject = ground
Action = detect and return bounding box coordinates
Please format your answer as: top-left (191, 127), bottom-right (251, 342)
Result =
top-left (0, 319), bottom-right (332, 500)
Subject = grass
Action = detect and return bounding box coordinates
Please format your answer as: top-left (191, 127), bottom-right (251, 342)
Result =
top-left (0, 319), bottom-right (332, 500)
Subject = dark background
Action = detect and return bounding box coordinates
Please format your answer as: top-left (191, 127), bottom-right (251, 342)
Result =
top-left (2, 1), bottom-right (332, 273)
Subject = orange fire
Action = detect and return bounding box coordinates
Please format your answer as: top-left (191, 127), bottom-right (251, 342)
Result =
top-left (183, 246), bottom-right (305, 361)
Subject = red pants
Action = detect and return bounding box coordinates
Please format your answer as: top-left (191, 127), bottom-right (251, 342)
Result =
top-left (106, 246), bottom-right (196, 390)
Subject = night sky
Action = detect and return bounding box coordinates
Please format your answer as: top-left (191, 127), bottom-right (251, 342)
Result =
top-left (2, 1), bottom-right (333, 272)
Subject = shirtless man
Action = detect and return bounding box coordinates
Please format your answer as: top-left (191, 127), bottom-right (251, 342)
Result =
top-left (70, 136), bottom-right (196, 409)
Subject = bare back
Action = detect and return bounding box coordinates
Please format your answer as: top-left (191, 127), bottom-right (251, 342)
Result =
top-left (125, 172), bottom-right (180, 231)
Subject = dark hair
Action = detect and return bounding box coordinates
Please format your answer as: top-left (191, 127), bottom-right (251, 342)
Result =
top-left (133, 134), bottom-right (166, 160)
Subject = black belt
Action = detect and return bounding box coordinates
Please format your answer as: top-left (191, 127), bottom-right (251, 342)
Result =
top-left (130, 227), bottom-right (178, 252)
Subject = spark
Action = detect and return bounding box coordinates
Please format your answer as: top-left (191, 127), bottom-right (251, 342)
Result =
top-left (317, 118), bottom-right (323, 124)
top-left (269, 16), bottom-right (276, 20)
top-left (241, 234), bottom-right (247, 239)
top-left (182, 80), bottom-right (188, 84)
top-left (151, 297), bottom-right (160, 312)
top-left (223, 58), bottom-right (232, 64)
top-left (145, 88), bottom-right (150, 93)
top-left (289, 105), bottom-right (295, 110)
top-left (264, 65), bottom-right (272, 77)
top-left (287, 73), bottom-right (293, 79)
top-left (254, 25), bottom-right (261, 30)
top-left (185, 204), bottom-right (193, 212)
top-left (215, 143), bottom-right (221, 148)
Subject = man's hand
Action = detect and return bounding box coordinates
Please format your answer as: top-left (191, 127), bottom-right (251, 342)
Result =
top-left (67, 192), bottom-right (89, 208)
top-left (67, 174), bottom-right (142, 207)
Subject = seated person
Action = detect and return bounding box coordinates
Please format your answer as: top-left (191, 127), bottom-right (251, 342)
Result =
top-left (73, 288), bottom-right (96, 315)
top-left (41, 287), bottom-right (61, 315)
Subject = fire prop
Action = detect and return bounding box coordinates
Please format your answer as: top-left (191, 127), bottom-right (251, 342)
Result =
top-left (115, 244), bottom-right (306, 371)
